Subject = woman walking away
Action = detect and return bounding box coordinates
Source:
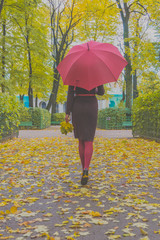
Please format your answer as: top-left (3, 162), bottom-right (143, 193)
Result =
top-left (65, 85), bottom-right (105, 185)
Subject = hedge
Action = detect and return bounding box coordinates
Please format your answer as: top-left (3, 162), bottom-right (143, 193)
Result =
top-left (97, 108), bottom-right (131, 130)
top-left (132, 90), bottom-right (160, 140)
top-left (28, 108), bottom-right (51, 129)
top-left (0, 93), bottom-right (20, 141)
top-left (19, 104), bottom-right (32, 122)
top-left (51, 113), bottom-right (65, 124)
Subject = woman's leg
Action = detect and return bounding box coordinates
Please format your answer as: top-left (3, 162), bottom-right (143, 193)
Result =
top-left (84, 141), bottom-right (93, 170)
top-left (78, 139), bottom-right (85, 169)
top-left (81, 141), bottom-right (93, 185)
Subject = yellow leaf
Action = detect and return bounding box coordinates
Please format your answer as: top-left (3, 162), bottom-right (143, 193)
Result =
top-left (90, 211), bottom-right (102, 217)
top-left (43, 213), bottom-right (53, 217)
top-left (85, 203), bottom-right (91, 207)
top-left (10, 206), bottom-right (17, 214)
top-left (0, 236), bottom-right (14, 239)
top-left (139, 237), bottom-right (150, 240)
top-left (0, 202), bottom-right (7, 207)
top-left (68, 216), bottom-right (73, 220)
top-left (108, 235), bottom-right (121, 239)
top-left (0, 211), bottom-right (5, 215)
top-left (142, 218), bottom-right (148, 222)
top-left (54, 224), bottom-right (64, 227)
top-left (62, 221), bottom-right (69, 225)
top-left (140, 228), bottom-right (148, 236)
top-left (66, 237), bottom-right (75, 240)
top-left (105, 229), bottom-right (116, 235)
top-left (74, 232), bottom-right (80, 237)
top-left (6, 210), bottom-right (10, 215)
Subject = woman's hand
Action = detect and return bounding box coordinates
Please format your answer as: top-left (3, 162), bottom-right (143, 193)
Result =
top-left (65, 114), bottom-right (70, 123)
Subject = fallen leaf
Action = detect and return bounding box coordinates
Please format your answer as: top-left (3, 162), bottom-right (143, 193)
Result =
top-left (140, 228), bottom-right (148, 236)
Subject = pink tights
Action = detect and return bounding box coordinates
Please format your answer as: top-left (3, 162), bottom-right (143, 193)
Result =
top-left (78, 140), bottom-right (93, 170)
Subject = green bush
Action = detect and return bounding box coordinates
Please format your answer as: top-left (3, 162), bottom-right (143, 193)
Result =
top-left (51, 113), bottom-right (65, 123)
top-left (0, 93), bottom-right (20, 139)
top-left (98, 108), bottom-right (131, 130)
top-left (132, 90), bottom-right (160, 139)
top-left (29, 108), bottom-right (51, 129)
top-left (19, 104), bottom-right (32, 122)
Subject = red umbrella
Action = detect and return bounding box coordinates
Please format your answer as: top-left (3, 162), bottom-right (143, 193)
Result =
top-left (57, 41), bottom-right (128, 91)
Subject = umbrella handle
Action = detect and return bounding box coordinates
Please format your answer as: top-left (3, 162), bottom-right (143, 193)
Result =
top-left (74, 79), bottom-right (80, 91)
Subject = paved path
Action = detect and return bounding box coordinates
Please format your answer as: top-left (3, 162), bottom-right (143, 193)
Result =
top-left (19, 126), bottom-right (133, 139)
top-left (3, 127), bottom-right (160, 240)
top-left (1, 135), bottom-right (160, 240)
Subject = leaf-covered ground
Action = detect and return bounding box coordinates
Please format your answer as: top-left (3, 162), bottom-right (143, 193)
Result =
top-left (0, 137), bottom-right (160, 240)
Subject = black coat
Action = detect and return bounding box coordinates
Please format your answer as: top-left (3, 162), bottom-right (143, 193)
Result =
top-left (66, 85), bottom-right (105, 141)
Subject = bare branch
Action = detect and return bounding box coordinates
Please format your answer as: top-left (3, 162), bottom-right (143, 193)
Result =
top-left (86, 2), bottom-right (117, 19)
top-left (12, 16), bottom-right (26, 39)
top-left (61, 30), bottom-right (74, 60)
top-left (128, 0), bottom-right (139, 10)
top-left (115, 0), bottom-right (125, 21)
top-left (137, 2), bottom-right (153, 22)
top-left (130, 10), bottom-right (146, 16)
top-left (140, 18), bottom-right (150, 39)
top-left (137, 3), bottom-right (148, 14)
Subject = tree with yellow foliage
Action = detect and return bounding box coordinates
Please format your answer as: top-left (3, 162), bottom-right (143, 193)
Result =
top-left (46, 0), bottom-right (83, 113)
top-left (0, 0), bottom-right (52, 107)
top-left (77, 0), bottom-right (159, 108)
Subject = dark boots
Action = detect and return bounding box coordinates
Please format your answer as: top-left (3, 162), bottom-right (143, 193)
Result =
top-left (81, 168), bottom-right (88, 185)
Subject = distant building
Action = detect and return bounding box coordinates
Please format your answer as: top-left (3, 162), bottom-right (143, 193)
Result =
top-left (18, 82), bottom-right (123, 112)
top-left (17, 96), bottom-right (29, 108)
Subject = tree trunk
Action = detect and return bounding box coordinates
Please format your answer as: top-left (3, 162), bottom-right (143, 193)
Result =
top-left (0, 0), bottom-right (4, 16)
top-left (133, 21), bottom-right (139, 100)
top-left (123, 13), bottom-right (132, 109)
top-left (35, 95), bottom-right (38, 107)
top-left (51, 78), bottom-right (59, 115)
top-left (26, 36), bottom-right (33, 107)
top-left (116, 0), bottom-right (132, 109)
top-left (133, 70), bottom-right (138, 99)
top-left (20, 94), bottom-right (24, 103)
top-left (1, 19), bottom-right (6, 93)
top-left (121, 82), bottom-right (125, 102)
top-left (46, 68), bottom-right (60, 113)
top-left (47, 0), bottom-right (77, 114)
top-left (125, 62), bottom-right (132, 109)
top-left (28, 81), bottom-right (33, 107)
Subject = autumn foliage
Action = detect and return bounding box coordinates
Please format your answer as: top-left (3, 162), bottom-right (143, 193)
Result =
top-left (0, 137), bottom-right (160, 239)
top-left (132, 90), bottom-right (160, 139)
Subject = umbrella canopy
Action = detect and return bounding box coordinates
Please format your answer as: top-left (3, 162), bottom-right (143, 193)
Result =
top-left (57, 41), bottom-right (128, 91)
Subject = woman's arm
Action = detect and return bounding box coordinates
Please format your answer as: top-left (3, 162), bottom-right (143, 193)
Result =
top-left (96, 85), bottom-right (105, 95)
top-left (65, 86), bottom-right (74, 122)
